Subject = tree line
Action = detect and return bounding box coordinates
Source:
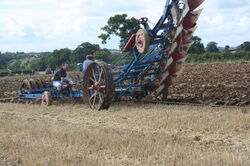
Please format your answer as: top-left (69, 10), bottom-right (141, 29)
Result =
top-left (187, 37), bottom-right (250, 63)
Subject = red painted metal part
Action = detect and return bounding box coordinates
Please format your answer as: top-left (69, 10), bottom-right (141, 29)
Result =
top-left (164, 79), bottom-right (172, 88)
top-left (123, 34), bottom-right (136, 52)
top-left (168, 65), bottom-right (177, 74)
top-left (183, 8), bottom-right (203, 29)
top-left (188, 0), bottom-right (205, 11)
top-left (180, 26), bottom-right (197, 44)
top-left (172, 52), bottom-right (183, 61)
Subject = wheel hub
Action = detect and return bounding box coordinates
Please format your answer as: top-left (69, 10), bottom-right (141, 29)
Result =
top-left (93, 83), bottom-right (101, 92)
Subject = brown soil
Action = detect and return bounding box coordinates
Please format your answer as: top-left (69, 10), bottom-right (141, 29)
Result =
top-left (0, 75), bottom-right (52, 98)
top-left (0, 62), bottom-right (249, 106)
top-left (168, 62), bottom-right (250, 106)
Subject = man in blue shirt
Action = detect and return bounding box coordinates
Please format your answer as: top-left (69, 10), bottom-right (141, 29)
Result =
top-left (82, 55), bottom-right (94, 77)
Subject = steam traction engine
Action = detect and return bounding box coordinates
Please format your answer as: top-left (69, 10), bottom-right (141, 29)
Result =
top-left (83, 0), bottom-right (205, 110)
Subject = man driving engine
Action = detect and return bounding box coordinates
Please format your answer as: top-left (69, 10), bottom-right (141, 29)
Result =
top-left (53, 62), bottom-right (74, 91)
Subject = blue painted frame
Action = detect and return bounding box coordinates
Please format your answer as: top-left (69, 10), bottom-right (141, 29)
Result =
top-left (113, 0), bottom-right (178, 97)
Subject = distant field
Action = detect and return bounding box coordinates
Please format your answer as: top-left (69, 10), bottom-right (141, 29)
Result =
top-left (0, 103), bottom-right (249, 166)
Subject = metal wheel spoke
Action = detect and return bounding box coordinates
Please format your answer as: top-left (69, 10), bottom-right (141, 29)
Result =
top-left (88, 85), bottom-right (94, 90)
top-left (98, 69), bottom-right (103, 83)
top-left (99, 93), bottom-right (103, 106)
top-left (92, 68), bottom-right (97, 82)
top-left (90, 77), bottom-right (95, 83)
top-left (100, 85), bottom-right (106, 89)
top-left (90, 92), bottom-right (97, 100)
top-left (92, 93), bottom-right (97, 106)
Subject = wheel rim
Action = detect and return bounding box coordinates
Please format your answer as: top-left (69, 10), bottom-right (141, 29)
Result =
top-left (136, 29), bottom-right (150, 54)
top-left (41, 93), bottom-right (50, 106)
top-left (36, 79), bottom-right (44, 88)
top-left (20, 79), bottom-right (32, 92)
top-left (87, 64), bottom-right (106, 109)
top-left (29, 79), bottom-right (38, 89)
top-left (84, 62), bottom-right (114, 110)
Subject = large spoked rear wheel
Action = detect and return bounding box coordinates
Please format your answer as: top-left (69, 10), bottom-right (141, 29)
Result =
top-left (83, 61), bottom-right (114, 110)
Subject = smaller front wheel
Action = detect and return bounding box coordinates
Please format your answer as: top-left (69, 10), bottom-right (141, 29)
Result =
top-left (41, 91), bottom-right (52, 106)
top-left (83, 61), bottom-right (114, 110)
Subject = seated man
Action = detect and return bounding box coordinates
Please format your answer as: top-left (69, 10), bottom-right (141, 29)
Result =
top-left (53, 62), bottom-right (74, 91)
top-left (82, 55), bottom-right (94, 78)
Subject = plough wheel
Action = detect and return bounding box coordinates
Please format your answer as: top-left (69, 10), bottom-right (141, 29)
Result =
top-left (20, 79), bottom-right (32, 91)
top-left (83, 61), bottom-right (114, 110)
top-left (29, 79), bottom-right (38, 89)
top-left (41, 79), bottom-right (48, 88)
top-left (36, 79), bottom-right (44, 88)
top-left (41, 91), bottom-right (52, 106)
top-left (136, 29), bottom-right (150, 54)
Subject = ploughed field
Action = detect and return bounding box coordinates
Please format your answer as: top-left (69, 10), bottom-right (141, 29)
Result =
top-left (168, 62), bottom-right (250, 106)
top-left (0, 62), bottom-right (249, 106)
top-left (0, 103), bottom-right (249, 166)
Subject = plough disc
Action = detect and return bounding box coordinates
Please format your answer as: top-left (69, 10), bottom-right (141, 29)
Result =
top-left (20, 79), bottom-right (32, 91)
top-left (36, 79), bottom-right (44, 89)
top-left (29, 79), bottom-right (38, 89)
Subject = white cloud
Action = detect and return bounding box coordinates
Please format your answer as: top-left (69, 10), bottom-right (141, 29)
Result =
top-left (0, 0), bottom-right (249, 52)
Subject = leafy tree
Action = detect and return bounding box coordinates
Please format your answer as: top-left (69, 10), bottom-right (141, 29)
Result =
top-left (7, 60), bottom-right (22, 71)
top-left (225, 45), bottom-right (230, 51)
top-left (39, 57), bottom-right (48, 70)
top-left (189, 36), bottom-right (205, 54)
top-left (71, 42), bottom-right (100, 63)
top-left (206, 42), bottom-right (219, 53)
top-left (98, 14), bottom-right (140, 48)
top-left (238, 41), bottom-right (250, 51)
top-left (0, 53), bottom-right (12, 69)
top-left (47, 48), bottom-right (72, 69)
top-left (93, 49), bottom-right (112, 64)
top-left (31, 57), bottom-right (48, 71)
top-left (27, 59), bottom-right (41, 71)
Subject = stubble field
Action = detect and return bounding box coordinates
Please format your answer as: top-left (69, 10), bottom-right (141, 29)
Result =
top-left (0, 103), bottom-right (249, 166)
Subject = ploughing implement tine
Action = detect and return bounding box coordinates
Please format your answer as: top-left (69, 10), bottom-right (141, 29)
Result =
top-left (172, 42), bottom-right (193, 60)
top-left (174, 25), bottom-right (184, 40)
top-left (156, 84), bottom-right (166, 97)
top-left (183, 8), bottom-right (203, 29)
top-left (160, 71), bottom-right (170, 85)
top-left (156, 78), bottom-right (173, 98)
top-left (164, 58), bottom-right (185, 80)
top-left (178, 0), bottom-right (190, 24)
top-left (164, 57), bottom-right (174, 71)
top-left (182, 42), bottom-right (194, 53)
top-left (188, 0), bottom-right (205, 11)
top-left (178, 26), bottom-right (197, 45)
top-left (171, 51), bottom-right (183, 61)
top-left (181, 26), bottom-right (197, 44)
top-left (186, 26), bottom-right (198, 35)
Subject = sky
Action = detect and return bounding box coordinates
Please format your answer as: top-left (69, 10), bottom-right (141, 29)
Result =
top-left (0, 0), bottom-right (249, 52)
